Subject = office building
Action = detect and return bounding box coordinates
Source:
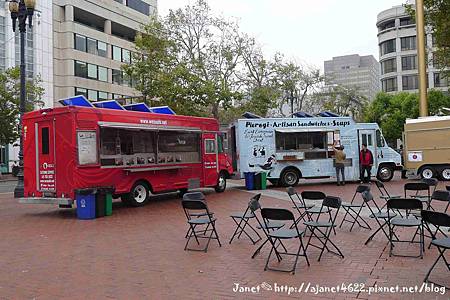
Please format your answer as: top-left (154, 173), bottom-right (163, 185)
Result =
top-left (377, 5), bottom-right (448, 93)
top-left (53, 0), bottom-right (157, 104)
top-left (324, 54), bottom-right (381, 101)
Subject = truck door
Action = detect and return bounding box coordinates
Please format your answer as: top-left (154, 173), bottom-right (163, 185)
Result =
top-left (36, 120), bottom-right (56, 192)
top-left (358, 129), bottom-right (377, 168)
top-left (202, 133), bottom-right (219, 187)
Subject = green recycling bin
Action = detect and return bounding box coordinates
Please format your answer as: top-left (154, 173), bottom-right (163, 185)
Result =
top-left (261, 172), bottom-right (267, 190)
top-left (105, 193), bottom-right (113, 216)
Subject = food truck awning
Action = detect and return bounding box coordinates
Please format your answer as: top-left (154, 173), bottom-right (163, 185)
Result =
top-left (275, 128), bottom-right (332, 133)
top-left (98, 121), bottom-right (201, 132)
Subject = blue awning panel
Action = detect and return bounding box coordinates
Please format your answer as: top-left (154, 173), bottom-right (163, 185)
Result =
top-left (149, 106), bottom-right (176, 115)
top-left (58, 95), bottom-right (94, 107)
top-left (293, 111), bottom-right (313, 118)
top-left (123, 103), bottom-right (152, 112)
top-left (92, 100), bottom-right (125, 110)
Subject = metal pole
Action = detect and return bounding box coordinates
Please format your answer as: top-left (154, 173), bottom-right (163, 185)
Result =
top-left (416, 0), bottom-right (428, 117)
top-left (14, 30), bottom-right (26, 198)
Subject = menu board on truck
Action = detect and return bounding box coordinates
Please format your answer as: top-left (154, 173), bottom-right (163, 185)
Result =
top-left (77, 131), bottom-right (98, 165)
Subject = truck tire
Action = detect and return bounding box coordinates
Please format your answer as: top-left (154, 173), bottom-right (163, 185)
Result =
top-left (439, 167), bottom-right (450, 181)
top-left (280, 168), bottom-right (300, 187)
top-left (420, 166), bottom-right (436, 179)
top-left (126, 181), bottom-right (150, 207)
top-left (215, 172), bottom-right (227, 193)
top-left (377, 165), bottom-right (394, 182)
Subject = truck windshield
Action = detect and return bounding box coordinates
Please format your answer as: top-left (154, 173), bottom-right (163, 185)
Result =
top-left (376, 130), bottom-right (385, 147)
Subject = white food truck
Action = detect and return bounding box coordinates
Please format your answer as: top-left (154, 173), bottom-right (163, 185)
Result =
top-left (230, 115), bottom-right (402, 186)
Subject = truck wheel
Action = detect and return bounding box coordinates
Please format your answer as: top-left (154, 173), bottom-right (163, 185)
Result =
top-left (440, 168), bottom-right (450, 181)
top-left (377, 165), bottom-right (394, 182)
top-left (420, 166), bottom-right (436, 179)
top-left (280, 168), bottom-right (300, 187)
top-left (215, 172), bottom-right (227, 193)
top-left (126, 181), bottom-right (150, 207)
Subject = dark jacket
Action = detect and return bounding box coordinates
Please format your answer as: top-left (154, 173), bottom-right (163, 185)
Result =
top-left (360, 149), bottom-right (373, 166)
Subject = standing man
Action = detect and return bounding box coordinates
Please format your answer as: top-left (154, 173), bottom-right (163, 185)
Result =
top-left (360, 144), bottom-right (374, 183)
top-left (333, 142), bottom-right (346, 186)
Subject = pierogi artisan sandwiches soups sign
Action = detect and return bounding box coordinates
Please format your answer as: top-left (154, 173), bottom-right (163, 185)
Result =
top-left (244, 119), bottom-right (352, 129)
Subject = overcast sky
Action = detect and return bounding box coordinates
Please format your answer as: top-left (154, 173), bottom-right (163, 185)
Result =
top-left (158, 0), bottom-right (407, 71)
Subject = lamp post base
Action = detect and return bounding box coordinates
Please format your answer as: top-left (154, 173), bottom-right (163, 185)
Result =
top-left (14, 171), bottom-right (24, 198)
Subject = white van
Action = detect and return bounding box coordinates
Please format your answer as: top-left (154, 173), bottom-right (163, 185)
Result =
top-left (230, 115), bottom-right (402, 186)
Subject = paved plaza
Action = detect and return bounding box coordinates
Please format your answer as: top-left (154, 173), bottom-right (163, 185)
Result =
top-left (0, 176), bottom-right (448, 299)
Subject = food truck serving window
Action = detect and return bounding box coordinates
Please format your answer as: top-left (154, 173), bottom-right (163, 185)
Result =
top-left (275, 129), bottom-right (338, 160)
top-left (158, 131), bottom-right (200, 164)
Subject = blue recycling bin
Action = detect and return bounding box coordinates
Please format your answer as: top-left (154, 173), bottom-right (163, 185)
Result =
top-left (244, 172), bottom-right (255, 190)
top-left (76, 189), bottom-right (96, 220)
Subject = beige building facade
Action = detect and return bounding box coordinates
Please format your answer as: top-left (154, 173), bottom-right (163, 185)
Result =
top-left (53, 0), bottom-right (157, 105)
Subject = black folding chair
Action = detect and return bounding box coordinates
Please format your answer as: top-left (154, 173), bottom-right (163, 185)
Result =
top-left (405, 182), bottom-right (431, 210)
top-left (181, 199), bottom-right (221, 252)
top-left (421, 210), bottom-right (450, 289)
top-left (375, 180), bottom-right (401, 210)
top-left (422, 178), bottom-right (439, 194)
top-left (287, 187), bottom-right (315, 224)
top-left (250, 200), bottom-right (286, 260)
top-left (261, 208), bottom-right (309, 274)
top-left (429, 190), bottom-right (450, 213)
top-left (339, 185), bottom-right (372, 231)
top-left (361, 191), bottom-right (399, 245)
top-left (183, 192), bottom-right (211, 238)
top-left (386, 198), bottom-right (424, 258)
top-left (229, 194), bottom-right (262, 244)
top-left (304, 196), bottom-right (344, 261)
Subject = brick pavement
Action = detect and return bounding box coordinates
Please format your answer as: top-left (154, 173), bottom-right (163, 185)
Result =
top-left (0, 176), bottom-right (448, 299)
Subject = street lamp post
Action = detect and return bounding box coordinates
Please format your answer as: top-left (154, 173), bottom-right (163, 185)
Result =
top-left (9, 0), bottom-right (36, 198)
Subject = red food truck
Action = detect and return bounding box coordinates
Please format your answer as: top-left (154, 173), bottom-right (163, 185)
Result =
top-left (20, 101), bottom-right (233, 207)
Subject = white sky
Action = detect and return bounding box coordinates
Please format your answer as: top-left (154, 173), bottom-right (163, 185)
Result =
top-left (158, 0), bottom-right (406, 71)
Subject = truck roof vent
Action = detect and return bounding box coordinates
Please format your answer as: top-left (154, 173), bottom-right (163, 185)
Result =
top-left (242, 112), bottom-right (262, 119)
top-left (148, 106), bottom-right (176, 115)
top-left (293, 111), bottom-right (314, 118)
top-left (58, 95), bottom-right (93, 107)
top-left (92, 100), bottom-right (125, 110)
top-left (317, 111), bottom-right (340, 117)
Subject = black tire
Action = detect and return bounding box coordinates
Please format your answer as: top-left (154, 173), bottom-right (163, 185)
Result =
top-left (439, 167), bottom-right (450, 181)
top-left (125, 181), bottom-right (150, 207)
top-left (420, 166), bottom-right (436, 179)
top-left (280, 168), bottom-right (300, 187)
top-left (377, 165), bottom-right (394, 182)
top-left (215, 172), bottom-right (227, 193)
top-left (179, 188), bottom-right (188, 197)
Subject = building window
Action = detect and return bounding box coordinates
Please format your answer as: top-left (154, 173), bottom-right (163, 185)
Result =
top-left (75, 60), bottom-right (108, 82)
top-left (381, 77), bottom-right (397, 92)
top-left (126, 0), bottom-right (150, 15)
top-left (88, 89), bottom-right (98, 102)
top-left (87, 64), bottom-right (97, 79)
top-left (434, 73), bottom-right (449, 88)
top-left (74, 61), bottom-right (88, 78)
top-left (98, 66), bottom-right (108, 82)
top-left (401, 55), bottom-right (417, 71)
top-left (112, 69), bottom-right (123, 85)
top-left (400, 17), bottom-right (414, 26)
top-left (113, 46), bottom-right (122, 61)
top-left (402, 75), bottom-right (419, 90)
top-left (98, 91), bottom-right (109, 100)
top-left (380, 39), bottom-right (396, 56)
top-left (75, 87), bottom-right (88, 98)
top-left (74, 33), bottom-right (87, 52)
top-left (378, 20), bottom-right (395, 32)
top-left (122, 49), bottom-right (131, 64)
top-left (98, 41), bottom-right (107, 57)
top-left (0, 16), bottom-right (6, 71)
top-left (381, 58), bottom-right (396, 74)
top-left (401, 36), bottom-right (416, 51)
top-left (74, 34), bottom-right (108, 58)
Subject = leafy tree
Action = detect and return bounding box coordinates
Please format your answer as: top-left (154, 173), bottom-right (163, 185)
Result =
top-left (365, 90), bottom-right (450, 143)
top-left (311, 85), bottom-right (369, 121)
top-left (0, 67), bottom-right (44, 145)
top-left (406, 0), bottom-right (450, 76)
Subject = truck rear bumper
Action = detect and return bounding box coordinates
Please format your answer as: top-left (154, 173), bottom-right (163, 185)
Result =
top-left (19, 197), bottom-right (74, 205)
